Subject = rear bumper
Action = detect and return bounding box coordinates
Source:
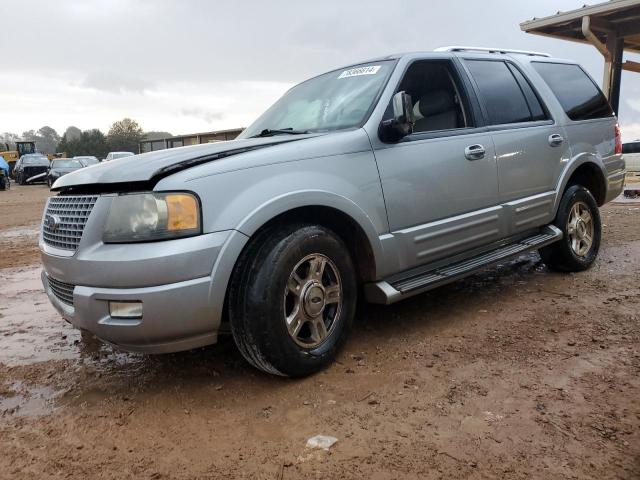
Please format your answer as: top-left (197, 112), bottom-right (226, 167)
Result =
top-left (605, 168), bottom-right (626, 203)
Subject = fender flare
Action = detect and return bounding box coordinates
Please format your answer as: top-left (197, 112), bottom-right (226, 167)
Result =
top-left (234, 189), bottom-right (386, 274)
top-left (553, 153), bottom-right (607, 213)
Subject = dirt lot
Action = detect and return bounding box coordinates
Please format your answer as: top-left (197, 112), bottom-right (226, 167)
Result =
top-left (0, 185), bottom-right (50, 269)
top-left (1, 184), bottom-right (639, 479)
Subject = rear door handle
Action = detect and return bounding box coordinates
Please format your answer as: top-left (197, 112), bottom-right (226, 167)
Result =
top-left (464, 144), bottom-right (485, 160)
top-left (548, 134), bottom-right (564, 147)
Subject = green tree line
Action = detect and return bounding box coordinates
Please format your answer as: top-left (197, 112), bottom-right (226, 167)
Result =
top-left (0, 119), bottom-right (171, 159)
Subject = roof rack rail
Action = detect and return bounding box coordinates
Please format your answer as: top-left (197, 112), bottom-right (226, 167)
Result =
top-left (434, 46), bottom-right (551, 57)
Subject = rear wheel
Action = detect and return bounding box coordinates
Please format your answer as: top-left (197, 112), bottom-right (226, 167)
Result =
top-left (539, 185), bottom-right (601, 272)
top-left (228, 224), bottom-right (357, 377)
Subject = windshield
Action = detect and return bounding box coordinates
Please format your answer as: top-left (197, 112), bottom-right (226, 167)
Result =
top-left (239, 61), bottom-right (395, 138)
top-left (75, 156), bottom-right (99, 165)
top-left (23, 155), bottom-right (49, 165)
top-left (52, 159), bottom-right (82, 168)
top-left (112, 152), bottom-right (134, 159)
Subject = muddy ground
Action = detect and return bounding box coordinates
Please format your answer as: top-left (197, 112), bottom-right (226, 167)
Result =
top-left (0, 185), bottom-right (49, 269)
top-left (1, 184), bottom-right (639, 479)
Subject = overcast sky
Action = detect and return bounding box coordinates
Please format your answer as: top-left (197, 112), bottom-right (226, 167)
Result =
top-left (1, 0), bottom-right (639, 140)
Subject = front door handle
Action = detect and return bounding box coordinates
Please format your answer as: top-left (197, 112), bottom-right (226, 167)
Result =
top-left (548, 133), bottom-right (564, 147)
top-left (464, 144), bottom-right (485, 160)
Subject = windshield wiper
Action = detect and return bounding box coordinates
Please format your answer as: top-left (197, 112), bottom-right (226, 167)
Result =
top-left (250, 128), bottom-right (310, 138)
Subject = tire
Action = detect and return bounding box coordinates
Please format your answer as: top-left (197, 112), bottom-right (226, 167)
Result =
top-left (228, 224), bottom-right (357, 377)
top-left (47, 177), bottom-right (52, 188)
top-left (18, 173), bottom-right (24, 185)
top-left (539, 185), bottom-right (601, 272)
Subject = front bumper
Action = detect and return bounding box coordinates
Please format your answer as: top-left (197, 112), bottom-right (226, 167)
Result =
top-left (23, 167), bottom-right (48, 183)
top-left (40, 199), bottom-right (249, 353)
top-left (42, 271), bottom-right (219, 353)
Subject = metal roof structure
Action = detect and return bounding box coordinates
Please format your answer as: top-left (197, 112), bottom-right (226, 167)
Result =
top-left (139, 127), bottom-right (243, 153)
top-left (521, 0), bottom-right (640, 114)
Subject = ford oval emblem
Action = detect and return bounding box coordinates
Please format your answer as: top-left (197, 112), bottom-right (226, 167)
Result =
top-left (44, 214), bottom-right (61, 231)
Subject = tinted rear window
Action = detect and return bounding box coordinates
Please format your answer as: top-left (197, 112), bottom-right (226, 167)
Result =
top-left (532, 62), bottom-right (613, 121)
top-left (623, 142), bottom-right (640, 154)
top-left (464, 60), bottom-right (541, 125)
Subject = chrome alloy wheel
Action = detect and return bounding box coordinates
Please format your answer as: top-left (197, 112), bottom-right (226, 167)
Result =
top-left (567, 201), bottom-right (594, 257)
top-left (283, 253), bottom-right (342, 348)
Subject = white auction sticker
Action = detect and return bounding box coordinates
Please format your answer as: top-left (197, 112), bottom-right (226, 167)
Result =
top-left (338, 65), bottom-right (381, 79)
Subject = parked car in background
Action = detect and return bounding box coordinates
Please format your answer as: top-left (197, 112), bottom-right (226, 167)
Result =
top-left (0, 169), bottom-right (8, 190)
top-left (47, 158), bottom-right (85, 187)
top-left (623, 140), bottom-right (640, 173)
top-left (74, 156), bottom-right (100, 167)
top-left (104, 151), bottom-right (135, 161)
top-left (41, 47), bottom-right (624, 377)
top-left (13, 154), bottom-right (49, 185)
top-left (0, 155), bottom-right (9, 190)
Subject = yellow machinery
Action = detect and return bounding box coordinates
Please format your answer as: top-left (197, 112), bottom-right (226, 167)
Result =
top-left (0, 141), bottom-right (36, 176)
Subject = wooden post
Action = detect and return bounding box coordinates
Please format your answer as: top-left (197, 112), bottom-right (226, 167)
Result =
top-left (603, 33), bottom-right (623, 113)
top-left (608, 37), bottom-right (624, 114)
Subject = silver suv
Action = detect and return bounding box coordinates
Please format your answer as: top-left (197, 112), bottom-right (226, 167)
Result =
top-left (40, 47), bottom-right (625, 377)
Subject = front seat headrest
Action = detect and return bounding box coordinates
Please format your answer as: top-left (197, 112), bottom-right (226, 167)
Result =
top-left (414, 90), bottom-right (455, 119)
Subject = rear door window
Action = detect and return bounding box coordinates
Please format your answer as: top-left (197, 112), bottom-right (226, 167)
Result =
top-left (532, 62), bottom-right (613, 121)
top-left (464, 60), bottom-right (539, 126)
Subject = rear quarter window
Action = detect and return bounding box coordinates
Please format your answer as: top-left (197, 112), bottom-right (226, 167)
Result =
top-left (532, 62), bottom-right (613, 121)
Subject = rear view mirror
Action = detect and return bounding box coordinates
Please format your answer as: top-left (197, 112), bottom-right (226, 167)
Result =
top-left (380, 91), bottom-right (414, 142)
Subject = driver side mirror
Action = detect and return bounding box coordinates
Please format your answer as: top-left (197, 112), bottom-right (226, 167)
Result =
top-left (380, 91), bottom-right (414, 142)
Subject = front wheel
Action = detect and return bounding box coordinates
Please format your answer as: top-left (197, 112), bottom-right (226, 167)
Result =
top-left (228, 224), bottom-right (357, 377)
top-left (539, 185), bottom-right (601, 272)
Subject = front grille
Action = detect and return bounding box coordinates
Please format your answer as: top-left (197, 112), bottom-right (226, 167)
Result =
top-left (42, 195), bottom-right (98, 251)
top-left (47, 276), bottom-right (75, 306)
top-left (24, 166), bottom-right (48, 180)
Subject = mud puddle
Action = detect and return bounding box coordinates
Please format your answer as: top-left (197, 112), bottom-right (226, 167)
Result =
top-left (0, 266), bottom-right (83, 366)
top-left (0, 226), bottom-right (40, 239)
top-left (0, 381), bottom-right (59, 418)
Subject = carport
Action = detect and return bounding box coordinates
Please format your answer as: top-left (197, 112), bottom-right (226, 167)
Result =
top-left (521, 0), bottom-right (640, 115)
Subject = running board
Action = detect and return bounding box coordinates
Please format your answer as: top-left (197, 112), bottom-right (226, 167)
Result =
top-left (365, 225), bottom-right (562, 305)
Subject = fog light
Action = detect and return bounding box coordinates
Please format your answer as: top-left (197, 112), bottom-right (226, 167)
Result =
top-left (109, 301), bottom-right (143, 319)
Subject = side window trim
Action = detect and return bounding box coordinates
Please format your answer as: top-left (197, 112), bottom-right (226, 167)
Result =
top-left (458, 57), bottom-right (492, 126)
top-left (401, 126), bottom-right (489, 143)
top-left (485, 119), bottom-right (554, 132)
top-left (450, 57), bottom-right (486, 128)
top-left (445, 68), bottom-right (470, 128)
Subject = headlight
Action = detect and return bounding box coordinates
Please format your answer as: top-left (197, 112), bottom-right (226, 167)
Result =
top-left (103, 192), bottom-right (201, 243)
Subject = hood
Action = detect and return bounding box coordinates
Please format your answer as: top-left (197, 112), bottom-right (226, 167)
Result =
top-left (53, 136), bottom-right (308, 190)
top-left (23, 162), bottom-right (49, 168)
